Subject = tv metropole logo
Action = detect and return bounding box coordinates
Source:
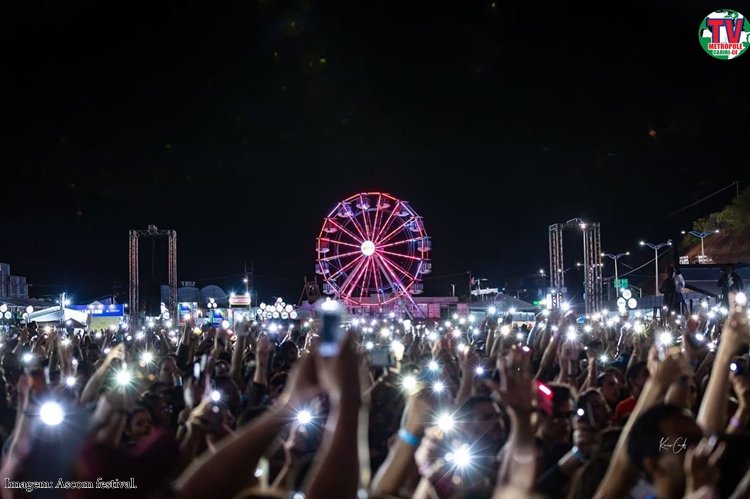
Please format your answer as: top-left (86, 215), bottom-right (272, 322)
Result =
top-left (698, 9), bottom-right (749, 60)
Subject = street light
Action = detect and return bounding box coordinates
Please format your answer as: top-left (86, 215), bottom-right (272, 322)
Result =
top-left (640, 240), bottom-right (672, 295)
top-left (681, 229), bottom-right (719, 258)
top-left (601, 251), bottom-right (630, 280)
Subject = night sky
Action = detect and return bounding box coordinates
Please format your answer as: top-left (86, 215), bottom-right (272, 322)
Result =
top-left (1, 0), bottom-right (747, 303)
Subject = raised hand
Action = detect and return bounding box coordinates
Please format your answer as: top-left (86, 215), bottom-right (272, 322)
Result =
top-left (277, 353), bottom-right (321, 411)
top-left (684, 437), bottom-right (726, 494)
top-left (647, 345), bottom-right (689, 388)
top-left (491, 347), bottom-right (534, 415)
top-left (315, 331), bottom-right (362, 407)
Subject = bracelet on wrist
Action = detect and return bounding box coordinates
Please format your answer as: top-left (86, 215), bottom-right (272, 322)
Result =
top-left (398, 428), bottom-right (422, 447)
top-left (730, 415), bottom-right (743, 430)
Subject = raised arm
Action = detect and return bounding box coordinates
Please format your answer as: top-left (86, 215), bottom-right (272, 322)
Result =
top-left (594, 347), bottom-right (686, 499)
top-left (173, 354), bottom-right (321, 499)
top-left (697, 306), bottom-right (748, 434)
top-left (304, 333), bottom-right (367, 499)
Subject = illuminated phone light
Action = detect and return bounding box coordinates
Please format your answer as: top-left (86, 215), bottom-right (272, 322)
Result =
top-left (736, 292), bottom-right (747, 307)
top-left (135, 332), bottom-right (145, 341)
top-left (22, 353), bottom-right (33, 364)
top-left (140, 352), bottom-right (154, 364)
top-left (599, 354), bottom-right (609, 364)
top-left (428, 360), bottom-right (439, 371)
top-left (115, 370), bottom-right (132, 386)
top-left (474, 366), bottom-right (485, 376)
top-left (694, 333), bottom-right (705, 342)
top-left (365, 341), bottom-right (374, 350)
top-left (451, 444), bottom-right (472, 468)
top-left (500, 325), bottom-right (511, 336)
top-left (40, 401), bottom-right (65, 426)
top-left (566, 326), bottom-right (577, 341)
top-left (577, 408), bottom-right (585, 417)
top-left (538, 383), bottom-right (553, 398)
top-left (436, 412), bottom-right (454, 431)
top-left (452, 329), bottom-right (462, 338)
top-left (402, 375), bottom-right (417, 392)
top-left (61, 338), bottom-right (72, 347)
top-left (296, 409), bottom-right (313, 425)
top-left (210, 390), bottom-right (222, 402)
top-left (658, 331), bottom-right (673, 346)
top-left (432, 380), bottom-right (445, 394)
top-left (65, 376), bottom-right (77, 387)
top-left (583, 325), bottom-right (593, 333)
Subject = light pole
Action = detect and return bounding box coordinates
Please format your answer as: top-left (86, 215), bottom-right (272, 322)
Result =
top-left (681, 229), bottom-right (719, 258)
top-left (601, 251), bottom-right (630, 280)
top-left (640, 240), bottom-right (672, 295)
top-left (450, 284), bottom-right (455, 297)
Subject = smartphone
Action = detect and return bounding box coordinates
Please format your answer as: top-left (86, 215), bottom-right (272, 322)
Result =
top-left (730, 358), bottom-right (747, 376)
top-left (577, 400), bottom-right (597, 428)
top-left (685, 332), bottom-right (703, 350)
top-left (370, 347), bottom-right (395, 368)
top-left (318, 300), bottom-right (343, 357)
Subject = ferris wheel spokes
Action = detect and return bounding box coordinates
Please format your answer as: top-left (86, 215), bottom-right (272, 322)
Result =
top-left (376, 253), bottom-right (417, 282)
top-left (374, 255), bottom-right (410, 299)
top-left (358, 194), bottom-right (372, 240)
top-left (347, 204), bottom-right (370, 242)
top-left (326, 218), bottom-right (364, 245)
top-left (373, 200), bottom-right (401, 242)
top-left (378, 216), bottom-right (418, 247)
top-left (379, 249), bottom-right (423, 262)
top-left (369, 257), bottom-right (385, 303)
top-left (377, 239), bottom-right (417, 250)
top-left (326, 253), bottom-right (366, 282)
top-left (339, 256), bottom-right (370, 301)
top-left (319, 249), bottom-right (364, 262)
top-left (371, 193), bottom-right (384, 242)
top-left (318, 237), bottom-right (361, 250)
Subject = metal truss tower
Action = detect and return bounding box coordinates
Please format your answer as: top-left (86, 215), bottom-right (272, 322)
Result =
top-left (129, 225), bottom-right (177, 330)
top-left (548, 219), bottom-right (602, 314)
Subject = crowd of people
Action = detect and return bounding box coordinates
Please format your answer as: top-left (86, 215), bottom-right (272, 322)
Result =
top-left (0, 292), bottom-right (749, 498)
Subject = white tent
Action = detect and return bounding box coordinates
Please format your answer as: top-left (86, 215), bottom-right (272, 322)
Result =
top-left (27, 306), bottom-right (91, 328)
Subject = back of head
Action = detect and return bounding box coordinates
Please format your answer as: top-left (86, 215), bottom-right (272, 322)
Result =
top-left (627, 404), bottom-right (699, 479)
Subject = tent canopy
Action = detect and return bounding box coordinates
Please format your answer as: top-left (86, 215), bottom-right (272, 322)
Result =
top-left (28, 306), bottom-right (91, 328)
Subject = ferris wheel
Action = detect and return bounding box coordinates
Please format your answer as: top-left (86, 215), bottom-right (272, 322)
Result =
top-left (315, 192), bottom-right (431, 307)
